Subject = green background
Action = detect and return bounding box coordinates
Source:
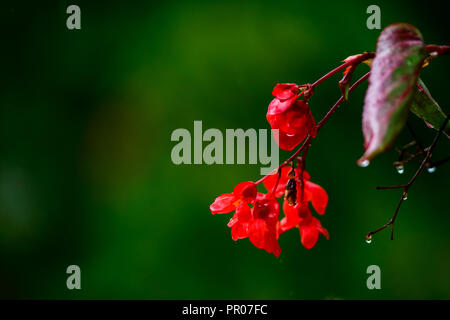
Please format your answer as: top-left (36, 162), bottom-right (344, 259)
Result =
top-left (1, 0), bottom-right (449, 299)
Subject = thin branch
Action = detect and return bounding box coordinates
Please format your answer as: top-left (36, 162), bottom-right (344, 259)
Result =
top-left (406, 122), bottom-right (434, 168)
top-left (375, 185), bottom-right (407, 190)
top-left (366, 114), bottom-right (450, 241)
top-left (270, 167), bottom-right (282, 195)
top-left (310, 52), bottom-right (374, 89)
top-left (315, 72), bottom-right (370, 132)
top-left (425, 44), bottom-right (450, 56)
top-left (298, 144), bottom-right (310, 202)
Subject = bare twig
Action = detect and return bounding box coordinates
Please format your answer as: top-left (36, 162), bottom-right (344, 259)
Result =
top-left (367, 114), bottom-right (450, 241)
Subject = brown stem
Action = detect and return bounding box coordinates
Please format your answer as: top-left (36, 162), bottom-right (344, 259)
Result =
top-left (406, 122), bottom-right (434, 168)
top-left (315, 72), bottom-right (370, 132)
top-left (425, 44), bottom-right (450, 56)
top-left (375, 185), bottom-right (407, 190)
top-left (298, 144), bottom-right (310, 202)
top-left (310, 52), bottom-right (374, 89)
top-left (270, 167), bottom-right (282, 195)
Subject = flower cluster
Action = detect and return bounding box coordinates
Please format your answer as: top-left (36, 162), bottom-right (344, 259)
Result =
top-left (210, 167), bottom-right (329, 257)
top-left (210, 83), bottom-right (329, 257)
top-left (210, 23), bottom-right (450, 249)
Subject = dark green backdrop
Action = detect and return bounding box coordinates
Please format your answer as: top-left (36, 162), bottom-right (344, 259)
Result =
top-left (1, 0), bottom-right (449, 299)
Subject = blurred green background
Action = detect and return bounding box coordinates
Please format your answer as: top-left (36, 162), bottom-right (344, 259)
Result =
top-left (1, 0), bottom-right (449, 299)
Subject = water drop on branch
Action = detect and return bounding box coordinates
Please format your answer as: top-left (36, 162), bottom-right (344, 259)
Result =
top-left (427, 166), bottom-right (436, 173)
top-left (395, 164), bottom-right (404, 174)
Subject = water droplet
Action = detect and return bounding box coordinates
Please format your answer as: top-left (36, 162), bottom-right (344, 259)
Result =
top-left (365, 235), bottom-right (372, 244)
top-left (395, 164), bottom-right (405, 174)
top-left (359, 159), bottom-right (370, 168)
top-left (427, 166), bottom-right (436, 173)
top-left (402, 193), bottom-right (408, 201)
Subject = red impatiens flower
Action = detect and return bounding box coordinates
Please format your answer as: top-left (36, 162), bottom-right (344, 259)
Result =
top-left (267, 83), bottom-right (316, 151)
top-left (210, 181), bottom-right (257, 214)
top-left (264, 167), bottom-right (329, 249)
top-left (226, 192), bottom-right (281, 257)
top-left (211, 184), bottom-right (281, 257)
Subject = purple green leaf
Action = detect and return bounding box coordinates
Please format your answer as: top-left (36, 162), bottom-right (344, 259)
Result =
top-left (411, 78), bottom-right (450, 137)
top-left (358, 23), bottom-right (427, 166)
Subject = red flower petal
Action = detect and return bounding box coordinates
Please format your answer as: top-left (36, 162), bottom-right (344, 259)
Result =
top-left (299, 223), bottom-right (319, 250)
top-left (210, 193), bottom-right (237, 214)
top-left (231, 224), bottom-right (248, 241)
top-left (248, 219), bottom-right (268, 248)
top-left (272, 83), bottom-right (299, 100)
top-left (253, 193), bottom-right (280, 224)
top-left (305, 181), bottom-right (328, 215)
top-left (228, 203), bottom-right (252, 240)
top-left (279, 200), bottom-right (302, 233)
top-left (248, 219), bottom-right (281, 257)
top-left (299, 217), bottom-right (329, 249)
top-left (233, 181), bottom-right (257, 203)
top-left (228, 214), bottom-right (248, 241)
top-left (278, 103), bottom-right (312, 135)
top-left (227, 202), bottom-right (251, 226)
top-left (267, 96), bottom-right (298, 116)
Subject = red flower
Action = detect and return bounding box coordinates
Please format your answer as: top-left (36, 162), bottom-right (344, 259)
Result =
top-left (267, 83), bottom-right (316, 151)
top-left (211, 186), bottom-right (281, 257)
top-left (210, 181), bottom-right (257, 214)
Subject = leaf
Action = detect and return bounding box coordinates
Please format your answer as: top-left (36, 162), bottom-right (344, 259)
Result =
top-left (358, 23), bottom-right (427, 165)
top-left (339, 52), bottom-right (374, 102)
top-left (339, 65), bottom-right (355, 101)
top-left (411, 79), bottom-right (450, 137)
